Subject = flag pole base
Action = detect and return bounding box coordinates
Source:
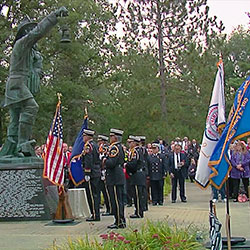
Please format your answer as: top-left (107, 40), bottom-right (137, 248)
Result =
top-left (52, 219), bottom-right (74, 224)
top-left (222, 236), bottom-right (246, 245)
top-left (205, 237), bottom-right (250, 249)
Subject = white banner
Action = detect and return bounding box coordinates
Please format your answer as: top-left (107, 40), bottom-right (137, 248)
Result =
top-left (195, 59), bottom-right (225, 188)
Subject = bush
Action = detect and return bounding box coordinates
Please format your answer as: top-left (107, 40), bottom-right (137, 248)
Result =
top-left (50, 220), bottom-right (206, 250)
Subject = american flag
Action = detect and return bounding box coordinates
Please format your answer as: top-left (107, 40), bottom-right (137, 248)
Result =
top-left (43, 100), bottom-right (64, 187)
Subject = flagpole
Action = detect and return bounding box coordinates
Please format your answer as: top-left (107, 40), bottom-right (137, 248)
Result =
top-left (219, 53), bottom-right (232, 250)
top-left (84, 106), bottom-right (88, 118)
top-left (225, 180), bottom-right (232, 249)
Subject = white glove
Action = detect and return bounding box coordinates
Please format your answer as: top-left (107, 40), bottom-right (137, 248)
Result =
top-left (101, 170), bottom-right (106, 181)
top-left (85, 175), bottom-right (90, 182)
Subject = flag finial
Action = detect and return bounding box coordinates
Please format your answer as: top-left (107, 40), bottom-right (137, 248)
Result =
top-left (219, 52), bottom-right (223, 61)
top-left (84, 107), bottom-right (88, 117)
top-left (57, 93), bottom-right (62, 102)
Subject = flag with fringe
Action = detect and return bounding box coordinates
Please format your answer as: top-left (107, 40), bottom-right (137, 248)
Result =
top-left (43, 99), bottom-right (64, 187)
top-left (209, 75), bottom-right (250, 188)
top-left (195, 59), bottom-right (226, 188)
top-left (69, 116), bottom-right (88, 186)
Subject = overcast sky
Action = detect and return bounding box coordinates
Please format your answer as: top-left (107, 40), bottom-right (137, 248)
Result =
top-left (207, 0), bottom-right (250, 34)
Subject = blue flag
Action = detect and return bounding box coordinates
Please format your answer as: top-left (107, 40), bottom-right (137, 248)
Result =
top-left (69, 116), bottom-right (88, 186)
top-left (208, 76), bottom-right (250, 188)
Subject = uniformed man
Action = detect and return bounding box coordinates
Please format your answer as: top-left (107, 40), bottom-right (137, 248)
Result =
top-left (103, 128), bottom-right (126, 229)
top-left (139, 136), bottom-right (149, 211)
top-left (125, 138), bottom-right (133, 207)
top-left (147, 143), bottom-right (168, 205)
top-left (125, 136), bottom-right (146, 218)
top-left (82, 129), bottom-right (101, 221)
top-left (97, 134), bottom-right (112, 216)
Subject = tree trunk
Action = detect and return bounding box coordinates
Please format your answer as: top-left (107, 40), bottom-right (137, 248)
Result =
top-left (156, 0), bottom-right (167, 120)
top-left (0, 109), bottom-right (3, 146)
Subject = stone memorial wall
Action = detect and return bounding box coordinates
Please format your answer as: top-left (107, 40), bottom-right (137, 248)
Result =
top-left (0, 164), bottom-right (51, 221)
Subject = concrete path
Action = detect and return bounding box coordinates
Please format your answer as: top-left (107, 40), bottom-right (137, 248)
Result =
top-left (0, 182), bottom-right (249, 250)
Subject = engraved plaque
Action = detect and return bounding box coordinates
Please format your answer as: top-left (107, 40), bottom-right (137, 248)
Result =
top-left (0, 164), bottom-right (51, 221)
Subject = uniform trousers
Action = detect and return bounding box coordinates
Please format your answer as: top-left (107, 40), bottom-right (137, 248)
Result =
top-left (85, 177), bottom-right (101, 219)
top-left (232, 178), bottom-right (249, 198)
top-left (171, 171), bottom-right (186, 201)
top-left (142, 185), bottom-right (148, 211)
top-left (99, 180), bottom-right (111, 213)
top-left (126, 178), bottom-right (133, 205)
top-left (132, 185), bottom-right (145, 217)
top-left (150, 179), bottom-right (164, 204)
top-left (108, 184), bottom-right (126, 226)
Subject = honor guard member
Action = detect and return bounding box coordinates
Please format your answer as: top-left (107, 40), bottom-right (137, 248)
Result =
top-left (125, 138), bottom-right (134, 207)
top-left (97, 134), bottom-right (112, 216)
top-left (147, 143), bottom-right (168, 206)
top-left (82, 129), bottom-right (101, 221)
top-left (125, 136), bottom-right (146, 218)
top-left (139, 136), bottom-right (149, 211)
top-left (103, 128), bottom-right (126, 229)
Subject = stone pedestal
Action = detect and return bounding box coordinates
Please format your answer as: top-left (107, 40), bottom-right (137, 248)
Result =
top-left (0, 161), bottom-right (52, 221)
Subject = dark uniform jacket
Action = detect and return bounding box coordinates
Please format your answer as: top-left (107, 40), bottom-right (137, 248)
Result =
top-left (168, 152), bottom-right (187, 178)
top-left (105, 142), bottom-right (125, 186)
top-left (147, 153), bottom-right (167, 181)
top-left (98, 142), bottom-right (109, 168)
top-left (126, 146), bottom-right (146, 186)
top-left (82, 139), bottom-right (101, 178)
top-left (140, 146), bottom-right (149, 177)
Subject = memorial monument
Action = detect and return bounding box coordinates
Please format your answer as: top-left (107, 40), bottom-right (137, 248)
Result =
top-left (0, 7), bottom-right (68, 221)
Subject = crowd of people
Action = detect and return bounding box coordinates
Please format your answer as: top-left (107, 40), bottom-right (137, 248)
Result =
top-left (9, 130), bottom-right (250, 228)
top-left (43, 130), bottom-right (201, 228)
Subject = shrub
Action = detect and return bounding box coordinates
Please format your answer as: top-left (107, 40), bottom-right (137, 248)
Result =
top-left (49, 220), bottom-right (206, 250)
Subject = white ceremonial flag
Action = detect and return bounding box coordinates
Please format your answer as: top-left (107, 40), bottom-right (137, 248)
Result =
top-left (195, 59), bottom-right (225, 188)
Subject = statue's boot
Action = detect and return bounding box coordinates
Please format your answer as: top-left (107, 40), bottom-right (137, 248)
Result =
top-left (17, 122), bottom-right (36, 157)
top-left (0, 137), bottom-right (17, 157)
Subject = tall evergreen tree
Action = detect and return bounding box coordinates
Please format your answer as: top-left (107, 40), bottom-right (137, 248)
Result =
top-left (113, 0), bottom-right (224, 121)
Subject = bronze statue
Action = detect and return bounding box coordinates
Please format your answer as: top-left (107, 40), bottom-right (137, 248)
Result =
top-left (0, 7), bottom-right (68, 159)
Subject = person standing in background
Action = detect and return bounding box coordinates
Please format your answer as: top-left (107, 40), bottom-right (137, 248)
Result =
top-left (168, 143), bottom-right (187, 203)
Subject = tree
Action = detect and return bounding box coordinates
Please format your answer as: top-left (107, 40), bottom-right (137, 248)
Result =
top-left (113, 0), bottom-right (224, 122)
top-left (0, 0), bottom-right (122, 145)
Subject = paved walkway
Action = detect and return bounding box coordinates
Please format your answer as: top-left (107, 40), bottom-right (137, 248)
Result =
top-left (0, 182), bottom-right (250, 250)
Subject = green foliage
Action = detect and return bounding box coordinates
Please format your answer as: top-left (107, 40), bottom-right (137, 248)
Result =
top-left (0, 1), bottom-right (250, 146)
top-left (49, 220), bottom-right (206, 250)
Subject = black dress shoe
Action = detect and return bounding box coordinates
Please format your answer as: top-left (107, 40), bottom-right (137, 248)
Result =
top-left (158, 202), bottom-right (163, 206)
top-left (172, 200), bottom-right (176, 203)
top-left (86, 217), bottom-right (100, 222)
top-left (130, 214), bottom-right (142, 219)
top-left (118, 223), bottom-right (126, 228)
top-left (102, 212), bottom-right (112, 216)
top-left (181, 200), bottom-right (187, 203)
top-left (152, 203), bottom-right (157, 206)
top-left (107, 224), bottom-right (119, 229)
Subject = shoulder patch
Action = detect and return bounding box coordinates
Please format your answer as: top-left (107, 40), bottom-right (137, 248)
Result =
top-left (128, 148), bottom-right (139, 161)
top-left (83, 141), bottom-right (93, 154)
top-left (109, 145), bottom-right (119, 158)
